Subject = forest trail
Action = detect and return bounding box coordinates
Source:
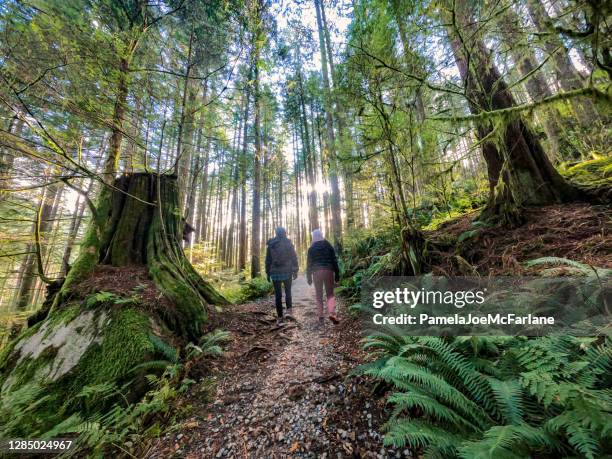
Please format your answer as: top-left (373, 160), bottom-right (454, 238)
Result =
top-left (149, 275), bottom-right (402, 459)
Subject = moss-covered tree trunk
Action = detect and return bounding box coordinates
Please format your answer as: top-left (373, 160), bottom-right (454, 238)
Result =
top-left (58, 173), bottom-right (226, 338)
top-left (0, 173), bottom-right (226, 438)
top-left (446, 1), bottom-right (579, 225)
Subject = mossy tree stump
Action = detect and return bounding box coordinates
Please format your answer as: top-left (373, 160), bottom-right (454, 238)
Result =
top-left (60, 173), bottom-right (227, 339)
top-left (0, 173), bottom-right (227, 437)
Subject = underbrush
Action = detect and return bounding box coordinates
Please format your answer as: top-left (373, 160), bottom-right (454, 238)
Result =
top-left (220, 276), bottom-right (273, 304)
top-left (358, 334), bottom-right (611, 458)
top-left (339, 225), bottom-right (404, 301)
top-left (417, 178), bottom-right (487, 230)
top-left (342, 157), bottom-right (611, 457)
top-left (0, 330), bottom-right (230, 457)
top-left (189, 256), bottom-right (273, 305)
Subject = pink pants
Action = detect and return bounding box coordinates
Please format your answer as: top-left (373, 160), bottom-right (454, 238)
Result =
top-left (313, 269), bottom-right (336, 317)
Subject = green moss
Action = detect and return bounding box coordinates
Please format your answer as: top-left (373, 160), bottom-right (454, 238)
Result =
top-left (560, 156), bottom-right (612, 189)
top-left (1, 307), bottom-right (156, 436)
top-left (43, 303), bottom-right (81, 338)
top-left (422, 208), bottom-right (479, 231)
top-left (0, 321), bottom-right (42, 372)
top-left (8, 346), bottom-right (58, 391)
top-left (67, 308), bottom-right (153, 396)
top-left (149, 260), bottom-right (206, 339)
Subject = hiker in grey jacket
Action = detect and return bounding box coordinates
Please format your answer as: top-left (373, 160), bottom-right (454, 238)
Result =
top-left (265, 227), bottom-right (299, 321)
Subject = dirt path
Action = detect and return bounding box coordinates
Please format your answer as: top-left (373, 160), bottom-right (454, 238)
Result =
top-left (148, 275), bottom-right (407, 459)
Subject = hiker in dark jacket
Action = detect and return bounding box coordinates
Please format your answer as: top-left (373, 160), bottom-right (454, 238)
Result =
top-left (265, 227), bottom-right (299, 322)
top-left (306, 229), bottom-right (340, 325)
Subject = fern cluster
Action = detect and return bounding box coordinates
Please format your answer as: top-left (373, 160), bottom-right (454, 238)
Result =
top-left (359, 334), bottom-right (611, 458)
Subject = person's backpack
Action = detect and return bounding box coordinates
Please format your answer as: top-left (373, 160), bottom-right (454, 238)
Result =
top-left (269, 238), bottom-right (292, 270)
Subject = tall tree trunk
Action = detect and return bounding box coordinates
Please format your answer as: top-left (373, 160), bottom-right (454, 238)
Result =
top-left (0, 117), bottom-right (24, 202)
top-left (238, 88), bottom-right (250, 272)
top-left (297, 73), bottom-right (320, 233)
top-left (227, 162), bottom-right (239, 269)
top-left (103, 50), bottom-right (133, 179)
top-left (175, 30), bottom-right (196, 202)
top-left (293, 128), bottom-right (303, 253)
top-left (314, 0), bottom-right (343, 250)
top-left (250, 7), bottom-right (263, 278)
top-left (319, 0), bottom-right (356, 232)
top-left (196, 138), bottom-right (211, 242)
top-left (60, 197), bottom-right (87, 277)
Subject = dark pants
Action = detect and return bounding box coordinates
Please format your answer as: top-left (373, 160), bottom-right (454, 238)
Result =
top-left (272, 278), bottom-right (292, 317)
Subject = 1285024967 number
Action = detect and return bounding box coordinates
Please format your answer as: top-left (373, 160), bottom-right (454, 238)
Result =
top-left (1, 439), bottom-right (74, 453)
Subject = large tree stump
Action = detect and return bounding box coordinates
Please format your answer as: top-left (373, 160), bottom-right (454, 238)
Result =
top-left (0, 173), bottom-right (227, 437)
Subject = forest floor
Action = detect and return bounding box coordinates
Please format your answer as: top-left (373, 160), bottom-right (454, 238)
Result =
top-left (428, 203), bottom-right (611, 275)
top-left (147, 275), bottom-right (404, 459)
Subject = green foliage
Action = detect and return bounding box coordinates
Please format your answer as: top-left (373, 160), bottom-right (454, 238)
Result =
top-left (47, 329), bottom-right (231, 456)
top-left (419, 179), bottom-right (488, 231)
top-left (524, 256), bottom-right (611, 277)
top-left (1, 324), bottom-right (229, 456)
top-left (339, 226), bottom-right (404, 300)
top-left (359, 335), bottom-right (612, 458)
top-left (148, 333), bottom-right (178, 363)
top-left (221, 276), bottom-right (273, 304)
top-left (41, 365), bottom-right (197, 457)
top-left (84, 291), bottom-right (140, 309)
top-left (186, 329), bottom-right (231, 359)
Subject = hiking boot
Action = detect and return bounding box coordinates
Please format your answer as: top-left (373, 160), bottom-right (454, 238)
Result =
top-left (276, 317), bottom-right (284, 326)
top-left (317, 317), bottom-right (325, 327)
top-left (329, 314), bottom-right (339, 324)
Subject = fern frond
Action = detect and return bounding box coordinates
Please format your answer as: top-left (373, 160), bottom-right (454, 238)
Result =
top-left (458, 424), bottom-right (557, 459)
top-left (149, 334), bottom-right (178, 363)
top-left (487, 378), bottom-right (524, 425)
top-left (387, 390), bottom-right (480, 433)
top-left (378, 356), bottom-right (492, 429)
top-left (383, 419), bottom-right (462, 451)
top-left (524, 257), bottom-right (611, 277)
top-left (546, 411), bottom-right (601, 459)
